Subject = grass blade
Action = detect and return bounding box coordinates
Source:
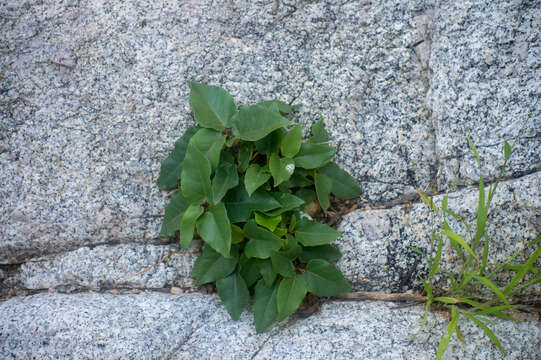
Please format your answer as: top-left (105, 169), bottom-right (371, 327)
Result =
top-left (436, 306), bottom-right (458, 360)
top-left (444, 228), bottom-right (479, 263)
top-left (487, 235), bottom-right (540, 279)
top-left (429, 236), bottom-right (443, 280)
top-left (434, 297), bottom-right (460, 304)
top-left (410, 300), bottom-right (432, 342)
top-left (416, 189), bottom-right (439, 217)
top-left (480, 233), bottom-right (489, 276)
top-left (473, 275), bottom-right (510, 307)
top-left (459, 310), bottom-right (506, 355)
top-left (507, 276), bottom-right (541, 297)
top-left (503, 246), bottom-right (541, 295)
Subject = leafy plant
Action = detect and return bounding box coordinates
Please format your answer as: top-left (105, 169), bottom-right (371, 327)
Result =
top-left (412, 105), bottom-right (541, 359)
top-left (158, 82), bottom-right (361, 332)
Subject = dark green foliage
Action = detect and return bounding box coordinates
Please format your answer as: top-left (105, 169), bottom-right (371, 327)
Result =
top-left (158, 82), bottom-right (361, 332)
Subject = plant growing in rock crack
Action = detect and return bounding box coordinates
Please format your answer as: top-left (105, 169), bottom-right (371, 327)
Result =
top-left (157, 82), bottom-right (361, 332)
top-left (411, 96), bottom-right (541, 360)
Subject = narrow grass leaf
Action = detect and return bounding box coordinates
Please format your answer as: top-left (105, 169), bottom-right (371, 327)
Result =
top-left (459, 310), bottom-right (506, 355)
top-left (443, 229), bottom-right (479, 263)
top-left (473, 275), bottom-right (510, 307)
top-left (503, 246), bottom-right (541, 295)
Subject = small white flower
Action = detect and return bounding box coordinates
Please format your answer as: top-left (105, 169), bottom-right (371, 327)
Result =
top-left (285, 163), bottom-right (295, 175)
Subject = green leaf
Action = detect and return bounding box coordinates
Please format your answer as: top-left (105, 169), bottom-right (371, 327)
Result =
top-left (179, 204), bottom-right (204, 249)
top-left (196, 202), bottom-right (232, 258)
top-left (191, 245), bottom-right (237, 285)
top-left (237, 142), bottom-right (253, 172)
top-left (159, 192), bottom-right (190, 237)
top-left (281, 124), bottom-right (302, 158)
top-left (257, 259), bottom-right (277, 286)
top-left (231, 224), bottom-right (245, 244)
top-left (308, 117), bottom-right (329, 144)
top-left (211, 152), bottom-right (239, 204)
top-left (459, 311), bottom-right (506, 355)
top-left (254, 128), bottom-right (283, 155)
top-left (299, 245), bottom-right (342, 263)
top-left (253, 280), bottom-right (279, 333)
top-left (157, 126), bottom-right (198, 190)
top-left (190, 128), bottom-right (226, 172)
top-left (473, 275), bottom-right (510, 307)
top-left (239, 255), bottom-right (261, 287)
top-left (282, 235), bottom-right (302, 259)
top-left (277, 274), bottom-right (308, 321)
top-left (280, 172), bottom-right (314, 189)
top-left (295, 188), bottom-right (317, 204)
top-left (217, 271), bottom-right (250, 321)
top-left (245, 164), bottom-right (271, 196)
top-left (273, 227), bottom-right (287, 237)
top-left (244, 220), bottom-right (282, 259)
top-left (181, 143), bottom-right (213, 204)
top-left (231, 104), bottom-right (290, 141)
top-left (294, 143), bottom-right (335, 169)
top-left (295, 219), bottom-right (341, 246)
top-left (271, 251), bottom-right (295, 278)
top-left (189, 82), bottom-right (237, 131)
top-left (223, 184), bottom-right (280, 223)
top-left (269, 153), bottom-right (294, 187)
top-left (504, 141), bottom-right (511, 161)
top-left (258, 100), bottom-right (298, 115)
top-left (255, 212), bottom-right (282, 232)
top-left (435, 306), bottom-right (458, 360)
top-left (264, 193), bottom-right (305, 217)
top-left (443, 228), bottom-right (479, 262)
top-left (314, 170), bottom-right (332, 215)
top-left (304, 259), bottom-right (351, 296)
top-left (504, 245), bottom-right (541, 295)
top-left (318, 162), bottom-right (361, 199)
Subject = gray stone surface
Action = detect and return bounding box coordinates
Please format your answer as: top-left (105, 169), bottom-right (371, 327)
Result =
top-left (1, 292), bottom-right (539, 359)
top-left (2, 243), bottom-right (198, 293)
top-left (338, 172), bottom-right (541, 299)
top-left (428, 0), bottom-right (541, 188)
top-left (0, 0), bottom-right (441, 263)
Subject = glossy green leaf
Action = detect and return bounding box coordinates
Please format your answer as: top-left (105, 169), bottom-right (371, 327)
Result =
top-left (277, 274), bottom-right (308, 321)
top-left (318, 162), bottom-right (361, 199)
top-left (315, 171), bottom-right (332, 215)
top-left (281, 124), bottom-right (302, 158)
top-left (295, 188), bottom-right (317, 205)
top-left (239, 255), bottom-right (261, 287)
top-left (257, 259), bottom-right (277, 286)
top-left (217, 271), bottom-right (250, 320)
top-left (231, 104), bottom-right (290, 141)
top-left (237, 142), bottom-right (253, 172)
top-left (295, 219), bottom-right (341, 246)
top-left (191, 245), bottom-right (237, 285)
top-left (189, 82), bottom-right (236, 131)
top-left (308, 117), bottom-right (330, 144)
top-left (212, 152), bottom-right (239, 204)
top-left (269, 153), bottom-right (295, 187)
top-left (231, 224), bottom-right (245, 244)
top-left (255, 212), bottom-right (282, 232)
top-left (179, 203), bottom-right (204, 249)
top-left (299, 245), bottom-right (341, 263)
top-left (294, 143), bottom-right (335, 169)
top-left (243, 220), bottom-right (282, 259)
top-left (264, 193), bottom-right (305, 217)
top-left (253, 280), bottom-right (279, 333)
top-left (181, 143), bottom-right (213, 204)
top-left (304, 259), bottom-right (351, 296)
top-left (157, 126), bottom-right (198, 190)
top-left (196, 202), bottom-right (232, 258)
top-left (159, 192), bottom-right (190, 237)
top-left (280, 172), bottom-right (314, 189)
top-left (258, 100), bottom-right (298, 115)
top-left (273, 227), bottom-right (287, 237)
top-left (190, 128), bottom-right (226, 172)
top-left (271, 251), bottom-right (295, 278)
top-left (223, 184), bottom-right (281, 223)
top-left (245, 164), bottom-right (271, 196)
top-left (254, 129), bottom-right (283, 155)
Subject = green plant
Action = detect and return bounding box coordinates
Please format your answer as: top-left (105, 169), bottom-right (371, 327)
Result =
top-left (412, 106), bottom-right (541, 359)
top-left (157, 82), bottom-right (361, 332)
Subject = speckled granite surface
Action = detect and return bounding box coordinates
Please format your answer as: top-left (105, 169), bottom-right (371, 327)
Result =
top-left (0, 293), bottom-right (539, 360)
top-left (1, 0), bottom-right (540, 358)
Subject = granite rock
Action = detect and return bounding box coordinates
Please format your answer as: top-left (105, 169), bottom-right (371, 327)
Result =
top-left (0, 292), bottom-right (539, 359)
top-left (427, 0), bottom-right (541, 189)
